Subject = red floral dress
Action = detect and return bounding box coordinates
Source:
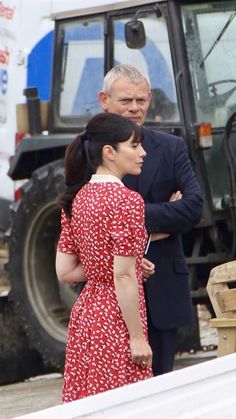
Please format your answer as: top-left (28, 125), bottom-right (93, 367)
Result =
top-left (57, 176), bottom-right (152, 402)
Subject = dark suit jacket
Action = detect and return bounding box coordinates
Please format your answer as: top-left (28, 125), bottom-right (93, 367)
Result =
top-left (124, 128), bottom-right (203, 330)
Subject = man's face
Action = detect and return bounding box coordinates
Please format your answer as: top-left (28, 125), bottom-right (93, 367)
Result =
top-left (99, 78), bottom-right (151, 126)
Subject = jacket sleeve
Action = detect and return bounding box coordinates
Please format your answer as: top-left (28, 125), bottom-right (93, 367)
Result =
top-left (145, 140), bottom-right (203, 235)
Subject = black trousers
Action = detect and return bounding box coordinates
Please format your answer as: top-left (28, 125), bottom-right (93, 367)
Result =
top-left (147, 310), bottom-right (178, 376)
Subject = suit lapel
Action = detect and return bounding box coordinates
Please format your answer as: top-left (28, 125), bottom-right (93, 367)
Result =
top-left (138, 129), bottom-right (162, 199)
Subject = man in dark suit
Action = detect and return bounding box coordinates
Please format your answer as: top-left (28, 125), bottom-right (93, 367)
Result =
top-left (99, 64), bottom-right (203, 376)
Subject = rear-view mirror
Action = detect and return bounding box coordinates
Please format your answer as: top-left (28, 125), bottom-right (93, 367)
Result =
top-left (125, 19), bottom-right (146, 49)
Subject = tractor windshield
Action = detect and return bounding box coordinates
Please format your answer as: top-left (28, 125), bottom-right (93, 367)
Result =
top-left (181, 1), bottom-right (236, 128)
top-left (53, 6), bottom-right (180, 130)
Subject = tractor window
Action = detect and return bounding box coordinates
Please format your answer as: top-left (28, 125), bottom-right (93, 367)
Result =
top-left (53, 8), bottom-right (181, 130)
top-left (57, 17), bottom-right (104, 125)
top-left (182, 1), bottom-right (236, 128)
top-left (113, 13), bottom-right (180, 124)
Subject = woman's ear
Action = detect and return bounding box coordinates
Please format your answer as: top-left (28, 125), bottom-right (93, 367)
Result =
top-left (102, 144), bottom-right (116, 161)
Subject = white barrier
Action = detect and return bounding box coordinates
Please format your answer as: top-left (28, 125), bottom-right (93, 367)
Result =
top-left (17, 353), bottom-right (236, 419)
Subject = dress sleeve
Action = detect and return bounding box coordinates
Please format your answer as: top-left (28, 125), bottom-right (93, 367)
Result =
top-left (111, 191), bottom-right (145, 256)
top-left (57, 210), bottom-right (78, 254)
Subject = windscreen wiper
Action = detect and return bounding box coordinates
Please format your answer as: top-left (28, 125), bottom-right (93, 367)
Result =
top-left (200, 11), bottom-right (236, 68)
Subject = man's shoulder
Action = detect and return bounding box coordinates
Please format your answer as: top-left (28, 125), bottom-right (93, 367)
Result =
top-left (143, 127), bottom-right (184, 146)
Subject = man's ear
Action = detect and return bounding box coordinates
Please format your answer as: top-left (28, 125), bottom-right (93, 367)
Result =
top-left (98, 91), bottom-right (108, 111)
top-left (148, 90), bottom-right (152, 107)
top-left (103, 144), bottom-right (116, 161)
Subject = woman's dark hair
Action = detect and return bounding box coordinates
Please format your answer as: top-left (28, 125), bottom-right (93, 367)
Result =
top-left (58, 112), bottom-right (143, 218)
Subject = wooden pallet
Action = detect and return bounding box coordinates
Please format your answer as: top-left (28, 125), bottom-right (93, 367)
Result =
top-left (207, 261), bottom-right (236, 356)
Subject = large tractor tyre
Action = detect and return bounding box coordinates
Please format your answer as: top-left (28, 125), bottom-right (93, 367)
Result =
top-left (7, 160), bottom-right (76, 371)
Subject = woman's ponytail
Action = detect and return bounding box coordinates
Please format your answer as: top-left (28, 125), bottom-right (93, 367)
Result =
top-left (58, 134), bottom-right (92, 218)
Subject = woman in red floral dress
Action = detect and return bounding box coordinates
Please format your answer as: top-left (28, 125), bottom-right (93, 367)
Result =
top-left (56, 112), bottom-right (153, 402)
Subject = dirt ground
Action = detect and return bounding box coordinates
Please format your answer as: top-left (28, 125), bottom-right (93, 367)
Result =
top-left (0, 373), bottom-right (62, 418)
top-left (0, 350), bottom-right (217, 419)
top-left (0, 305), bottom-right (218, 419)
top-left (0, 244), bottom-right (218, 418)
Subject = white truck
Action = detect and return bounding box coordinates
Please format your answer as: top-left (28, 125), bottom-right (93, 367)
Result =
top-left (0, 0), bottom-right (54, 235)
top-left (1, 0), bottom-right (236, 372)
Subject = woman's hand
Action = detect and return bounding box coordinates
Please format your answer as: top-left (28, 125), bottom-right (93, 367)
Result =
top-left (141, 258), bottom-right (155, 282)
top-left (130, 336), bottom-right (152, 368)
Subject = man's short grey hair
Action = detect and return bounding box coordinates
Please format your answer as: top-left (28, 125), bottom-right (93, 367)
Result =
top-left (103, 64), bottom-right (151, 95)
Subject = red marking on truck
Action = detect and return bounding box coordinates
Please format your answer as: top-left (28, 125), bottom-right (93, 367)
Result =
top-left (0, 1), bottom-right (15, 20)
top-left (0, 48), bottom-right (9, 65)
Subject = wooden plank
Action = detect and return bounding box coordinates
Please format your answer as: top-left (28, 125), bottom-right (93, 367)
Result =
top-left (217, 328), bottom-right (236, 357)
top-left (210, 318), bottom-right (236, 356)
top-left (212, 276), bottom-right (236, 285)
top-left (209, 261), bottom-right (236, 284)
top-left (216, 289), bottom-right (236, 313)
top-left (211, 318), bottom-right (236, 327)
top-left (207, 261), bottom-right (236, 318)
top-left (206, 280), bottom-right (229, 318)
